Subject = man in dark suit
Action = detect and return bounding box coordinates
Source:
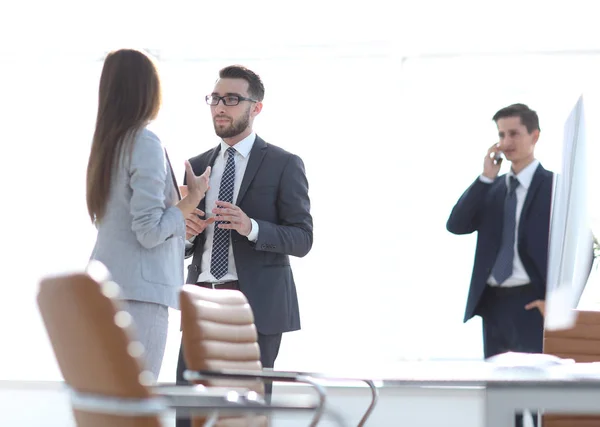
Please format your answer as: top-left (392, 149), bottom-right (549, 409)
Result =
top-left (447, 104), bottom-right (551, 427)
top-left (175, 65), bottom-right (312, 416)
top-left (447, 103), bottom-right (552, 359)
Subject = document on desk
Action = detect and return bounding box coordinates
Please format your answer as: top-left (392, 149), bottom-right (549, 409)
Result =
top-left (550, 362), bottom-right (600, 379)
top-left (485, 352), bottom-right (600, 382)
top-left (486, 352), bottom-right (575, 369)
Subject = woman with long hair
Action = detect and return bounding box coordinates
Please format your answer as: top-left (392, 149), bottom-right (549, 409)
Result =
top-left (86, 48), bottom-right (210, 379)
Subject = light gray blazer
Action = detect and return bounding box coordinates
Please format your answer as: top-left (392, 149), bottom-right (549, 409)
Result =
top-left (90, 127), bottom-right (185, 309)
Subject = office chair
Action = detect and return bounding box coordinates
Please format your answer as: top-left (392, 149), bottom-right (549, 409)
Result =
top-left (180, 285), bottom-right (378, 427)
top-left (37, 262), bottom-right (165, 427)
top-left (543, 309), bottom-right (600, 427)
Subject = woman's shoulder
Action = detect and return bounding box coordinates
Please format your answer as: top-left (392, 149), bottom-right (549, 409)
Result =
top-left (131, 127), bottom-right (164, 162)
top-left (135, 127), bottom-right (162, 147)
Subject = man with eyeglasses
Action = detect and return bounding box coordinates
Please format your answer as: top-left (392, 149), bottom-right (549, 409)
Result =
top-left (175, 65), bottom-right (313, 412)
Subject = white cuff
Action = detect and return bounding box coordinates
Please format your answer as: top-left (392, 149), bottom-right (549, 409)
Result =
top-left (247, 219), bottom-right (259, 242)
top-left (479, 175), bottom-right (494, 184)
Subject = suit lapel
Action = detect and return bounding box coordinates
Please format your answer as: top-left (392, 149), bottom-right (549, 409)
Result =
top-left (207, 145), bottom-right (222, 168)
top-left (520, 164), bottom-right (546, 221)
top-left (236, 136), bottom-right (267, 205)
top-left (199, 145), bottom-right (221, 212)
top-left (492, 180), bottom-right (508, 241)
top-left (164, 149), bottom-right (181, 200)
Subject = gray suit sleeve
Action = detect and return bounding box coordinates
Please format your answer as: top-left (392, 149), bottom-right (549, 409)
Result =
top-left (254, 154), bottom-right (313, 257)
top-left (129, 131), bottom-right (185, 249)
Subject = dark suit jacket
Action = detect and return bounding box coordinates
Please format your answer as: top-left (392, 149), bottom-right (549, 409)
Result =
top-left (184, 135), bottom-right (313, 334)
top-left (446, 164), bottom-right (553, 323)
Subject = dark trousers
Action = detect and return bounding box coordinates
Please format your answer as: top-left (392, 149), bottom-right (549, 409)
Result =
top-left (175, 332), bottom-right (282, 427)
top-left (478, 284), bottom-right (544, 358)
top-left (478, 284), bottom-right (544, 427)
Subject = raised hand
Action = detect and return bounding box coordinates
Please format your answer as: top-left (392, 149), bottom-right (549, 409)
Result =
top-left (185, 161), bottom-right (211, 205)
top-left (177, 162), bottom-right (211, 218)
top-left (483, 143), bottom-right (502, 180)
top-left (185, 208), bottom-right (216, 240)
top-left (212, 201), bottom-right (252, 237)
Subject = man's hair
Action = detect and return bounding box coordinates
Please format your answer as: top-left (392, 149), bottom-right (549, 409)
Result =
top-left (492, 103), bottom-right (540, 133)
top-left (219, 65), bottom-right (265, 102)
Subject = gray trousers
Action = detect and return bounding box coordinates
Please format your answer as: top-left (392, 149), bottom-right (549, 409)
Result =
top-left (123, 300), bottom-right (169, 379)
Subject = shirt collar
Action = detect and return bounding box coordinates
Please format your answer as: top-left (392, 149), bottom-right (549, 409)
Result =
top-left (219, 132), bottom-right (256, 159)
top-left (507, 159), bottom-right (539, 190)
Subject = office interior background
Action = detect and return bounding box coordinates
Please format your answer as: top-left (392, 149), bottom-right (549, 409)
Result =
top-left (3, 0), bottom-right (600, 391)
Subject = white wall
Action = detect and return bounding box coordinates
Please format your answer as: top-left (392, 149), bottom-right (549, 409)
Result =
top-left (5, 0), bottom-right (600, 392)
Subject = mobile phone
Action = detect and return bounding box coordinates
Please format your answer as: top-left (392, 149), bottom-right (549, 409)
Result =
top-left (493, 152), bottom-right (503, 166)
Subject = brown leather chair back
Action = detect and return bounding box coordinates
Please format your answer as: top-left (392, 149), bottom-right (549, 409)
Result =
top-left (180, 285), bottom-right (263, 392)
top-left (543, 310), bottom-right (600, 427)
top-left (37, 265), bottom-right (162, 427)
top-left (180, 285), bottom-right (266, 427)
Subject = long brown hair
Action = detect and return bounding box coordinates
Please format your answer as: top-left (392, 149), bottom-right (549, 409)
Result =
top-left (86, 49), bottom-right (162, 223)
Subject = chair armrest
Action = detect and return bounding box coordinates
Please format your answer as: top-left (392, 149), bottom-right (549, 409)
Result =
top-left (183, 369), bottom-right (327, 427)
top-left (66, 387), bottom-right (169, 416)
top-left (264, 369), bottom-right (379, 427)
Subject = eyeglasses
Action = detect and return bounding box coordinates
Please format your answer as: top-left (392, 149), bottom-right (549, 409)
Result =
top-left (205, 95), bottom-right (258, 106)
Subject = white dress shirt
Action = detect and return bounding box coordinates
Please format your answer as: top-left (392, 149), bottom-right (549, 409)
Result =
top-left (480, 159), bottom-right (540, 287)
top-left (196, 133), bottom-right (259, 283)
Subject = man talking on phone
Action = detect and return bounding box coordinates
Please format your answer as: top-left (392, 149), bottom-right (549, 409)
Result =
top-left (446, 104), bottom-right (552, 425)
top-left (447, 103), bottom-right (553, 357)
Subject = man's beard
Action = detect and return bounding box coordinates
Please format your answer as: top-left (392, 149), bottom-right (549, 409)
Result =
top-left (214, 108), bottom-right (251, 139)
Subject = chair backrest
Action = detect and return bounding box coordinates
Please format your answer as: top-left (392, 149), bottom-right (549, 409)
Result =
top-left (544, 310), bottom-right (600, 361)
top-left (180, 284), bottom-right (264, 395)
top-left (37, 263), bottom-right (162, 427)
top-left (543, 310), bottom-right (600, 427)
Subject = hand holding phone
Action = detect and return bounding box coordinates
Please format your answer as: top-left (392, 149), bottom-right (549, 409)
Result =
top-left (483, 143), bottom-right (503, 179)
top-left (493, 151), bottom-right (503, 166)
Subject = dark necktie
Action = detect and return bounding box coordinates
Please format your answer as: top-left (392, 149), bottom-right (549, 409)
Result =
top-left (491, 176), bottom-right (520, 285)
top-left (210, 147), bottom-right (236, 280)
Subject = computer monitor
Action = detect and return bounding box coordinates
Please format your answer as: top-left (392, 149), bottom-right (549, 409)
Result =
top-left (545, 94), bottom-right (594, 331)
